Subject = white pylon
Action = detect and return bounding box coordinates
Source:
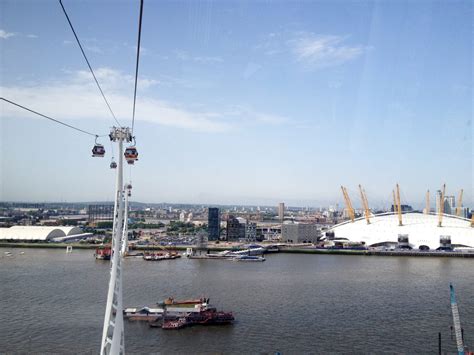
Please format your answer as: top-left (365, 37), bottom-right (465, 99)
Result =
top-left (121, 183), bottom-right (131, 256)
top-left (101, 127), bottom-right (131, 355)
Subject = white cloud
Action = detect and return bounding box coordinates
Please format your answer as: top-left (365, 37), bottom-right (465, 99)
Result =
top-left (193, 56), bottom-right (223, 63)
top-left (84, 45), bottom-right (102, 54)
top-left (174, 50), bottom-right (223, 64)
top-left (1, 68), bottom-right (285, 133)
top-left (0, 29), bottom-right (15, 39)
top-left (224, 105), bottom-right (287, 125)
top-left (72, 67), bottom-right (158, 91)
top-left (26, 34), bottom-right (38, 39)
top-left (289, 34), bottom-right (364, 68)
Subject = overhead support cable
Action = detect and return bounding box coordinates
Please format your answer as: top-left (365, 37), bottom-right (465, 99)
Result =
top-left (1, 97), bottom-right (98, 137)
top-left (59, 0), bottom-right (122, 127)
top-left (131, 0), bottom-right (144, 135)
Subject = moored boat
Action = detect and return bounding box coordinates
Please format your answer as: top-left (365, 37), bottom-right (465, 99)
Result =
top-left (123, 307), bottom-right (164, 321)
top-left (143, 251), bottom-right (181, 261)
top-left (160, 297), bottom-right (209, 307)
top-left (162, 308), bottom-right (234, 329)
top-left (94, 245), bottom-right (111, 260)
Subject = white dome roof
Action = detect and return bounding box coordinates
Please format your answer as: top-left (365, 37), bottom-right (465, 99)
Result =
top-left (0, 226), bottom-right (83, 241)
top-left (330, 212), bottom-right (473, 250)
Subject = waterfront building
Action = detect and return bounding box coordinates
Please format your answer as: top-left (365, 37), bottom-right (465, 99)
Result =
top-left (256, 224), bottom-right (281, 241)
top-left (245, 222), bottom-right (257, 242)
top-left (226, 215), bottom-right (245, 241)
top-left (282, 223), bottom-right (321, 243)
top-left (208, 207), bottom-right (220, 241)
top-left (278, 202), bottom-right (285, 222)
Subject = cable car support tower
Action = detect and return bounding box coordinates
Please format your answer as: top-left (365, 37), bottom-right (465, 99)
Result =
top-left (100, 127), bottom-right (132, 355)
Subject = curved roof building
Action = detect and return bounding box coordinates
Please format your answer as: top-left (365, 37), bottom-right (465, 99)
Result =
top-left (0, 226), bottom-right (84, 241)
top-left (328, 212), bottom-right (474, 250)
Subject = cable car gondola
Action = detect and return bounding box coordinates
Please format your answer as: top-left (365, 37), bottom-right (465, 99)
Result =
top-left (92, 136), bottom-right (106, 157)
top-left (124, 146), bottom-right (138, 165)
top-left (110, 160), bottom-right (117, 169)
top-left (92, 144), bottom-right (105, 157)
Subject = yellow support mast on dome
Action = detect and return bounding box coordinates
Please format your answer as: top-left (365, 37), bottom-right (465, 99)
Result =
top-left (341, 186), bottom-right (355, 222)
top-left (358, 184), bottom-right (371, 224)
top-left (396, 183), bottom-right (402, 226)
top-left (438, 183), bottom-right (446, 227)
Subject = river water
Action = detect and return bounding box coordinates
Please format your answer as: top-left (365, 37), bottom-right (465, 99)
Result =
top-left (0, 248), bottom-right (473, 354)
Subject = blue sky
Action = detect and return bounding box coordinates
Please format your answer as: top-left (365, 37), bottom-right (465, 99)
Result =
top-left (0, 0), bottom-right (472, 209)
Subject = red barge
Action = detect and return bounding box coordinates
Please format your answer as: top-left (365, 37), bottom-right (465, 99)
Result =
top-left (161, 308), bottom-right (234, 329)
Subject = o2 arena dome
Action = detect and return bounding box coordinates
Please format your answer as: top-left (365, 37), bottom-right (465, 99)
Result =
top-left (327, 212), bottom-right (474, 251)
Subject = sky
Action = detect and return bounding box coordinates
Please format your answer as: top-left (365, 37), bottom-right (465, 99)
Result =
top-left (0, 0), bottom-right (472, 209)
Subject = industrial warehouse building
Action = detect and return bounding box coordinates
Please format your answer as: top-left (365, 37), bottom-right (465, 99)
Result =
top-left (327, 212), bottom-right (474, 250)
top-left (0, 226), bottom-right (92, 242)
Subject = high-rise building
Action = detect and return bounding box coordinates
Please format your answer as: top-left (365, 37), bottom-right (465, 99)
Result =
top-left (278, 202), bottom-right (285, 222)
top-left (208, 208), bottom-right (220, 241)
top-left (436, 190), bottom-right (442, 213)
top-left (245, 222), bottom-right (257, 242)
top-left (226, 215), bottom-right (245, 241)
top-left (444, 196), bottom-right (455, 215)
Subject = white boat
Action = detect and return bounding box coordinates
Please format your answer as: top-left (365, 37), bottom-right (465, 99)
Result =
top-left (123, 307), bottom-right (164, 321)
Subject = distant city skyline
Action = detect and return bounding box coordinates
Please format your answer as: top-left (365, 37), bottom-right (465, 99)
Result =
top-left (1, 1), bottom-right (472, 207)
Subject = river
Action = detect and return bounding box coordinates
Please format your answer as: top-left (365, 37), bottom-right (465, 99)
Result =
top-left (0, 248), bottom-right (473, 353)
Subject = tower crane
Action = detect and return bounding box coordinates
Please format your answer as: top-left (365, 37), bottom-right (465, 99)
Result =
top-left (438, 183), bottom-right (446, 227)
top-left (425, 190), bottom-right (430, 214)
top-left (341, 186), bottom-right (355, 222)
top-left (396, 184), bottom-right (402, 226)
top-left (358, 184), bottom-right (371, 224)
top-left (456, 189), bottom-right (463, 217)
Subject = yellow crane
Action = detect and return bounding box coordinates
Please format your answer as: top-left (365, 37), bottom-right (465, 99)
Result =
top-left (358, 184), bottom-right (371, 224)
top-left (396, 183), bottom-right (402, 226)
top-left (341, 186), bottom-right (355, 222)
top-left (438, 183), bottom-right (446, 227)
top-left (456, 189), bottom-right (463, 217)
top-left (425, 190), bottom-right (430, 214)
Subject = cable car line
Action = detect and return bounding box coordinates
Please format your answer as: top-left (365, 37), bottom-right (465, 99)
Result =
top-left (1, 97), bottom-right (99, 137)
top-left (58, 0), bottom-right (122, 127)
top-left (131, 0), bottom-right (144, 135)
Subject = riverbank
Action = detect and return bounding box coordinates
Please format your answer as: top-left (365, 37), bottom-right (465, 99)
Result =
top-left (1, 242), bottom-right (474, 258)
